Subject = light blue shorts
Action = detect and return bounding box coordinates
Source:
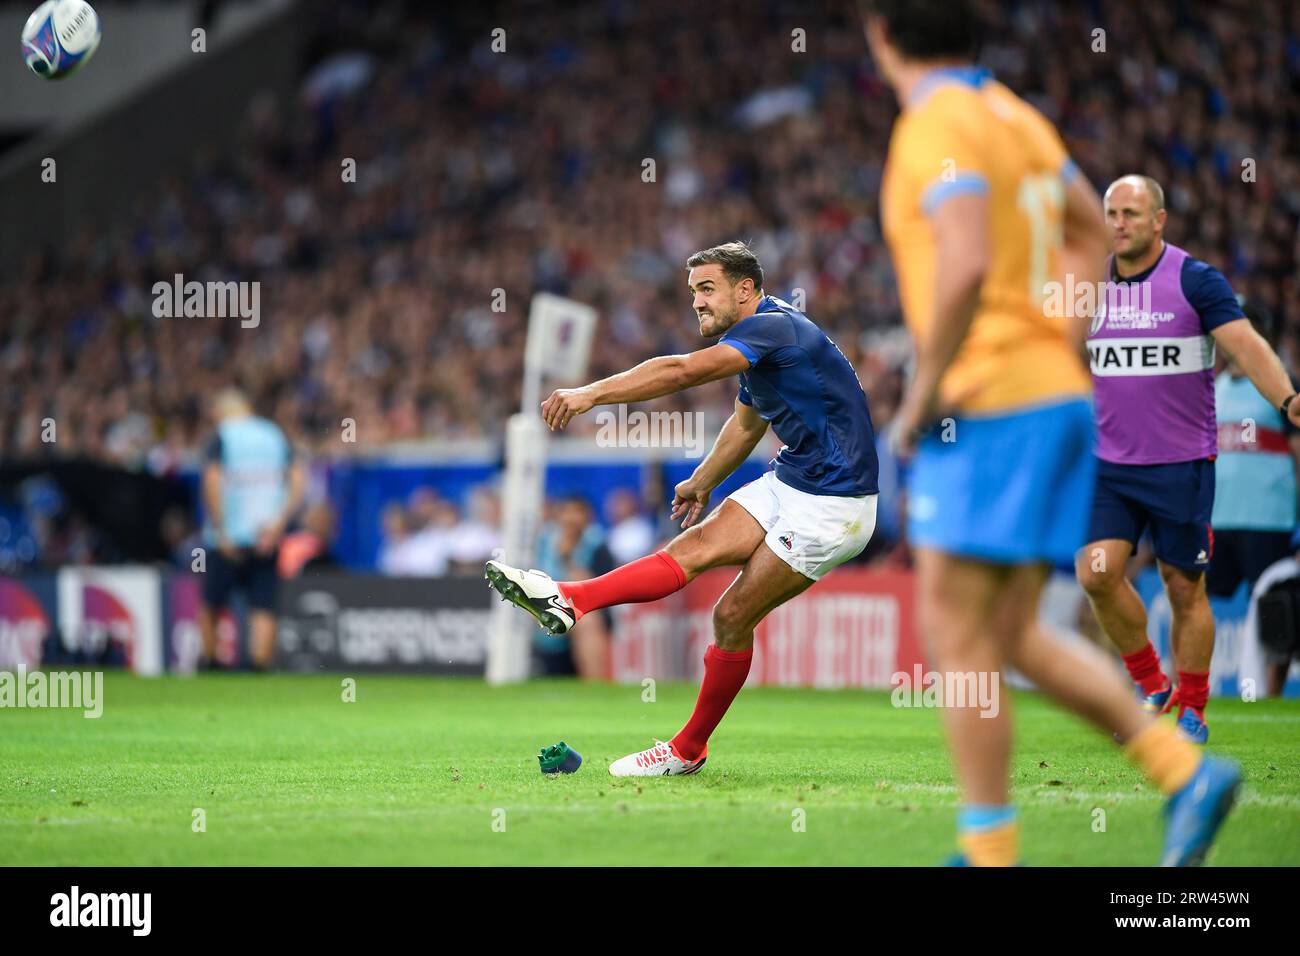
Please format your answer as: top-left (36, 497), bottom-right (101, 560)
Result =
top-left (907, 398), bottom-right (1095, 567)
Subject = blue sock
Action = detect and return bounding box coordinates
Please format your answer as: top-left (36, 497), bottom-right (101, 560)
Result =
top-left (958, 804), bottom-right (1017, 833)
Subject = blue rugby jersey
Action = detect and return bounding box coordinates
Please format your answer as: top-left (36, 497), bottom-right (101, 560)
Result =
top-left (720, 295), bottom-right (879, 497)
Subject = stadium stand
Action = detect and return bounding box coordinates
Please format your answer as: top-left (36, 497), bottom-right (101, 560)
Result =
top-left (0, 0), bottom-right (1296, 572)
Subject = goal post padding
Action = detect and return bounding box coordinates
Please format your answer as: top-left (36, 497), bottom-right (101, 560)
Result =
top-left (486, 294), bottom-right (597, 685)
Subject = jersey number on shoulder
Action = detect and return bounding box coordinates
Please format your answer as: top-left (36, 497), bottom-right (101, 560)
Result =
top-left (1016, 173), bottom-right (1065, 305)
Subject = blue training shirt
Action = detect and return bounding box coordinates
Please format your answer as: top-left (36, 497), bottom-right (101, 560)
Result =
top-left (203, 416), bottom-right (293, 547)
top-left (719, 295), bottom-right (879, 497)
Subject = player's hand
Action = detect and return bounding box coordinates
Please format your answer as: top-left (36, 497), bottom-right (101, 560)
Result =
top-left (671, 478), bottom-right (711, 529)
top-left (540, 387), bottom-right (595, 431)
top-left (889, 378), bottom-right (978, 459)
top-left (254, 520), bottom-right (286, 557)
top-left (888, 389), bottom-right (937, 460)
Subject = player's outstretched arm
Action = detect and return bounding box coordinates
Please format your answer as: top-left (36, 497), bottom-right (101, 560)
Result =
top-left (671, 398), bottom-right (768, 528)
top-left (1212, 319), bottom-right (1300, 427)
top-left (540, 344), bottom-right (750, 430)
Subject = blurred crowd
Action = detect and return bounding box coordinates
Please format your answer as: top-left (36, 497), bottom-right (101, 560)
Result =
top-left (377, 484), bottom-right (658, 575)
top-left (0, 0), bottom-right (1297, 565)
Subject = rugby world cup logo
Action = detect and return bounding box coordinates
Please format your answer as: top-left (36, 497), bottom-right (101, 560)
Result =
top-left (1089, 302), bottom-right (1108, 336)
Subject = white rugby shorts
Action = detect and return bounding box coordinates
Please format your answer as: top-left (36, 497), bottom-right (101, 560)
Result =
top-left (726, 471), bottom-right (877, 581)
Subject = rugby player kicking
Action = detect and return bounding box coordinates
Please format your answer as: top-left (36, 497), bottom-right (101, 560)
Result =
top-left (484, 241), bottom-right (880, 776)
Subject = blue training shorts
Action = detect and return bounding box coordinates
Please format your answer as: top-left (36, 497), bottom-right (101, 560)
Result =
top-left (1087, 458), bottom-right (1215, 572)
top-left (907, 397), bottom-right (1095, 566)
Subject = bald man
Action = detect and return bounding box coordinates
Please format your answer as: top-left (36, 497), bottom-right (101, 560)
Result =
top-left (1077, 175), bottom-right (1300, 742)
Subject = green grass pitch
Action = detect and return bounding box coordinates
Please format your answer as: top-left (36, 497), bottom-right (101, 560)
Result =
top-left (2, 673), bottom-right (1297, 866)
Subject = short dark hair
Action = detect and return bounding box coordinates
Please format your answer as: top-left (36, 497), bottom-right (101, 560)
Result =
top-left (862, 0), bottom-right (978, 61)
top-left (685, 241), bottom-right (764, 292)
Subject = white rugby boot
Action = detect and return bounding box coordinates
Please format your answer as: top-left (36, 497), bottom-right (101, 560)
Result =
top-left (608, 740), bottom-right (707, 777)
top-left (483, 560), bottom-right (577, 635)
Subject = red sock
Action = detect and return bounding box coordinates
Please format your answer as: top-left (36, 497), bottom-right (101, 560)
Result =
top-left (558, 550), bottom-right (686, 622)
top-left (1177, 670), bottom-right (1210, 717)
top-left (670, 644), bottom-right (753, 761)
top-left (1121, 643), bottom-right (1168, 696)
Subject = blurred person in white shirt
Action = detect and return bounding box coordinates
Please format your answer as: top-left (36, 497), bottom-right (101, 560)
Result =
top-left (377, 501), bottom-right (450, 576)
top-left (604, 487), bottom-right (656, 565)
top-left (447, 486), bottom-right (501, 574)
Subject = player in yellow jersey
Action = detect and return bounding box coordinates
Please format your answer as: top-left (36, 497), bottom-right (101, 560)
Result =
top-left (860, 0), bottom-right (1240, 866)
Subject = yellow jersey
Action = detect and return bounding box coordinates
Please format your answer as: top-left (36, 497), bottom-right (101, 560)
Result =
top-left (881, 67), bottom-right (1091, 414)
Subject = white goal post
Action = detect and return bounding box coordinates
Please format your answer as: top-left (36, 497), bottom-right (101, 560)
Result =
top-left (485, 293), bottom-right (597, 685)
